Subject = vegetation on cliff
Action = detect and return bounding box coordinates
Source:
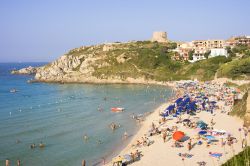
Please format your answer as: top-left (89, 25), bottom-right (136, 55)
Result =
top-left (37, 41), bottom-right (250, 82)
top-left (222, 146), bottom-right (250, 166)
top-left (217, 57), bottom-right (250, 80)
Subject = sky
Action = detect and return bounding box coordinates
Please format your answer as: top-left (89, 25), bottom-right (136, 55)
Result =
top-left (0, 0), bottom-right (249, 62)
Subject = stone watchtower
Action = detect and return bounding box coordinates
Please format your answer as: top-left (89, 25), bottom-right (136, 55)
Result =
top-left (151, 31), bottom-right (168, 43)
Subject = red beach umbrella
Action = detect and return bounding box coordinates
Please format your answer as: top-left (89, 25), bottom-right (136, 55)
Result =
top-left (173, 131), bottom-right (185, 141)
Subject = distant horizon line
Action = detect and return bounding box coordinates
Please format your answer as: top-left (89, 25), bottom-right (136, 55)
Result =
top-left (0, 62), bottom-right (48, 63)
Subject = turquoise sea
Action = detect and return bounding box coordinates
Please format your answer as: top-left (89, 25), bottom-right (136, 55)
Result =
top-left (0, 63), bottom-right (172, 166)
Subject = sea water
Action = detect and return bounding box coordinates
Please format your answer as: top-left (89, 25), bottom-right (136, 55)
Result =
top-left (0, 63), bottom-right (173, 166)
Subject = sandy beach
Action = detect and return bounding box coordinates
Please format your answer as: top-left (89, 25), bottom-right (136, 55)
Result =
top-left (107, 81), bottom-right (249, 166)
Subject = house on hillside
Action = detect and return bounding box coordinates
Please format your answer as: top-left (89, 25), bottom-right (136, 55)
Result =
top-left (190, 39), bottom-right (225, 62)
top-left (192, 48), bottom-right (207, 62)
top-left (209, 48), bottom-right (228, 58)
top-left (226, 36), bottom-right (250, 47)
top-left (172, 42), bottom-right (193, 61)
top-left (172, 48), bottom-right (190, 61)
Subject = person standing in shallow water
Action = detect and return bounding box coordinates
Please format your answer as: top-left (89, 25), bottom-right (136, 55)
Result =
top-left (123, 131), bottom-right (128, 140)
top-left (83, 134), bottom-right (88, 142)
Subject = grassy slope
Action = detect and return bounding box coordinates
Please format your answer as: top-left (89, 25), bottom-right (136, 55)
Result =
top-left (217, 57), bottom-right (250, 80)
top-left (230, 92), bottom-right (248, 118)
top-left (63, 41), bottom-right (250, 81)
top-left (222, 146), bottom-right (250, 166)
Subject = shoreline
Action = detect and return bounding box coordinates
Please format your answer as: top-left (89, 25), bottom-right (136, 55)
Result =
top-left (101, 83), bottom-right (176, 165)
top-left (27, 78), bottom-right (176, 88)
top-left (106, 80), bottom-right (247, 166)
top-left (104, 102), bottom-right (171, 165)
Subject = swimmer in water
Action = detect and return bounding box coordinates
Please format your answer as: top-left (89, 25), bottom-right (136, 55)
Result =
top-left (83, 134), bottom-right (89, 142)
top-left (97, 106), bottom-right (103, 112)
top-left (39, 141), bottom-right (45, 148)
top-left (97, 139), bottom-right (103, 145)
top-left (30, 143), bottom-right (36, 149)
top-left (123, 131), bottom-right (128, 140)
top-left (9, 112), bottom-right (12, 116)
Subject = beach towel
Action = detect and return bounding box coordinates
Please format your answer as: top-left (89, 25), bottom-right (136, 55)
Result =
top-left (178, 153), bottom-right (193, 158)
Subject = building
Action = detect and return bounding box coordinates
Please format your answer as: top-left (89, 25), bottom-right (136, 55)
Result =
top-left (151, 31), bottom-right (168, 43)
top-left (209, 48), bottom-right (228, 58)
top-left (192, 39), bottom-right (225, 50)
top-left (226, 36), bottom-right (250, 47)
top-left (172, 42), bottom-right (193, 61)
top-left (172, 48), bottom-right (190, 61)
top-left (192, 48), bottom-right (207, 62)
top-left (191, 39), bottom-right (225, 62)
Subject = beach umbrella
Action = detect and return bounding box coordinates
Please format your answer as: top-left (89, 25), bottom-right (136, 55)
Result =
top-left (177, 107), bottom-right (184, 112)
top-left (166, 105), bottom-right (175, 111)
top-left (197, 121), bottom-right (208, 130)
top-left (183, 97), bottom-right (190, 103)
top-left (198, 130), bottom-right (207, 135)
top-left (183, 119), bottom-right (190, 122)
top-left (173, 131), bottom-right (185, 141)
top-left (205, 135), bottom-right (216, 140)
top-left (175, 98), bottom-right (183, 104)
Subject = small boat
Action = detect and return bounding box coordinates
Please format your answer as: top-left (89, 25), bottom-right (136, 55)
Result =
top-left (10, 88), bottom-right (18, 93)
top-left (111, 107), bottom-right (125, 112)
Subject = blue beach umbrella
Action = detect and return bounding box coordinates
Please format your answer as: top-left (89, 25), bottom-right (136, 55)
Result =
top-left (166, 105), bottom-right (175, 111)
top-left (205, 135), bottom-right (216, 140)
top-left (177, 107), bottom-right (184, 112)
top-left (183, 97), bottom-right (191, 103)
top-left (175, 98), bottom-right (183, 104)
top-left (198, 130), bottom-right (207, 135)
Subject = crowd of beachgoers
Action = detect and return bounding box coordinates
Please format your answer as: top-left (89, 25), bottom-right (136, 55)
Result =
top-left (110, 80), bottom-right (250, 166)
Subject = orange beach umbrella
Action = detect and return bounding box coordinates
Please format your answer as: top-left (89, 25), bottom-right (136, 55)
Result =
top-left (173, 131), bottom-right (185, 141)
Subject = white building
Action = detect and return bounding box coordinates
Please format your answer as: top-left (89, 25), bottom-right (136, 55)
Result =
top-left (191, 48), bottom-right (206, 62)
top-left (209, 48), bottom-right (228, 58)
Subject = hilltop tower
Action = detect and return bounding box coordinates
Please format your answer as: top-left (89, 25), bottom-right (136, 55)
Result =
top-left (151, 31), bottom-right (168, 43)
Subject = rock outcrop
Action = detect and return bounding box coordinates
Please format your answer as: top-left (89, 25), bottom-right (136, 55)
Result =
top-left (11, 66), bottom-right (38, 75)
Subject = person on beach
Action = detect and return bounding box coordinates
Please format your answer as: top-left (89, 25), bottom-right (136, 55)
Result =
top-left (188, 139), bottom-right (192, 151)
top-left (162, 131), bottom-right (167, 143)
top-left (242, 138), bottom-right (247, 148)
top-left (136, 140), bottom-right (141, 147)
top-left (152, 122), bottom-right (155, 130)
top-left (220, 138), bottom-right (224, 147)
top-left (130, 152), bottom-right (135, 162)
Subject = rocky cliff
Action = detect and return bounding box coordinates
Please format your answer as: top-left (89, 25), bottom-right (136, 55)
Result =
top-left (13, 41), bottom-right (179, 83)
